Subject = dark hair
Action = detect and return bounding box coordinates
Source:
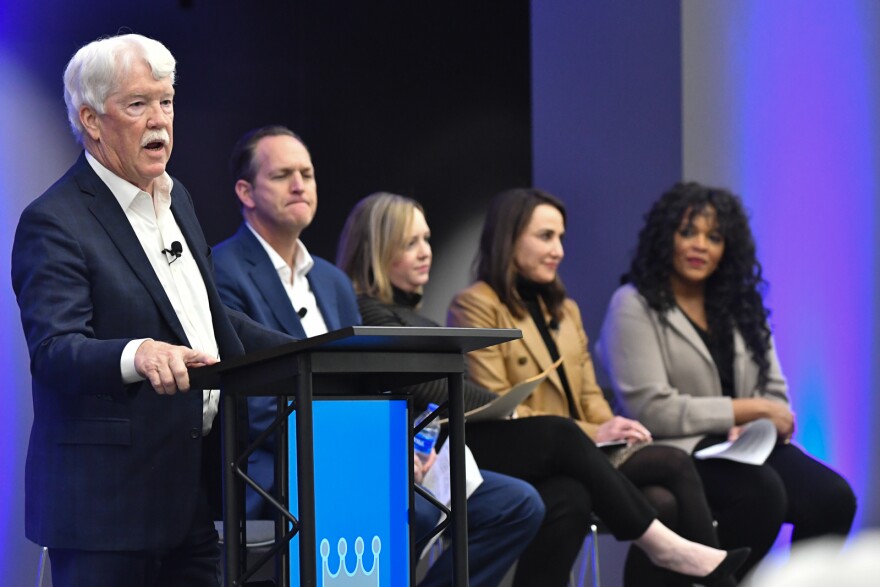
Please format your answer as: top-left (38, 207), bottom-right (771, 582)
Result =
top-left (228, 125), bottom-right (306, 184)
top-left (623, 181), bottom-right (772, 387)
top-left (475, 187), bottom-right (567, 321)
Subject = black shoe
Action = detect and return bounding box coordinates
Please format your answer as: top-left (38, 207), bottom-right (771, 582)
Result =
top-left (665, 547), bottom-right (751, 586)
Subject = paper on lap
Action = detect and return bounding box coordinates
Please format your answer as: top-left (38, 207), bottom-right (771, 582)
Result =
top-left (694, 418), bottom-right (776, 465)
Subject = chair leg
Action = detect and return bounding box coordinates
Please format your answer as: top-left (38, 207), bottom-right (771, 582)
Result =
top-left (589, 523), bottom-right (601, 587)
top-left (569, 524), bottom-right (601, 587)
top-left (36, 546), bottom-right (48, 587)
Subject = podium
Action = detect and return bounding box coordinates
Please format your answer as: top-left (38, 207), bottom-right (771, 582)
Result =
top-left (190, 325), bottom-right (521, 587)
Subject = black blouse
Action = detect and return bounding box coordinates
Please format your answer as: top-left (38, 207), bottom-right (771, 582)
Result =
top-left (680, 309), bottom-right (735, 398)
top-left (517, 278), bottom-right (580, 417)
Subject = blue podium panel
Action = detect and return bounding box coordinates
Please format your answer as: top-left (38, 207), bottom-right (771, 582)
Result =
top-left (288, 398), bottom-right (411, 587)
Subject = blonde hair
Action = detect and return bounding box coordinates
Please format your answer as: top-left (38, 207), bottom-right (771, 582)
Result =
top-left (336, 192), bottom-right (424, 304)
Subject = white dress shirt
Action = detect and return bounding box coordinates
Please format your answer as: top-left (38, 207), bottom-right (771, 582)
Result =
top-left (245, 224), bottom-right (329, 338)
top-left (86, 151), bottom-right (220, 434)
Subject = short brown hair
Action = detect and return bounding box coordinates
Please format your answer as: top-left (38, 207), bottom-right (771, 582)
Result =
top-left (228, 125), bottom-right (305, 184)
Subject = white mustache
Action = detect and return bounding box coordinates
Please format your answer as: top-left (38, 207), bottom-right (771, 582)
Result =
top-left (141, 130), bottom-right (170, 147)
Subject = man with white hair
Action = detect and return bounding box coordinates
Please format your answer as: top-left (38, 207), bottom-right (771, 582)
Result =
top-left (11, 33), bottom-right (291, 586)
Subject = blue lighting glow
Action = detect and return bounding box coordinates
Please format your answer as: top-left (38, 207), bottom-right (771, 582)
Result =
top-left (1, 3), bottom-right (81, 581)
top-left (727, 1), bottom-right (877, 528)
top-left (0, 34), bottom-right (34, 585)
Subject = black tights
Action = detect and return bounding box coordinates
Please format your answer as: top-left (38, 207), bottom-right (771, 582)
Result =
top-left (619, 446), bottom-right (722, 586)
top-left (466, 416), bottom-right (718, 587)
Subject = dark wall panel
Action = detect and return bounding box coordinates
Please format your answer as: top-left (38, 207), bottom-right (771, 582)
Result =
top-left (288, 3), bottom-right (532, 265)
top-left (10, 1), bottom-right (532, 258)
top-left (532, 1), bottom-right (683, 352)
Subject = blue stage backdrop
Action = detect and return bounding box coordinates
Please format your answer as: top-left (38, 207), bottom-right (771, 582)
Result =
top-left (682, 0), bottom-right (879, 529)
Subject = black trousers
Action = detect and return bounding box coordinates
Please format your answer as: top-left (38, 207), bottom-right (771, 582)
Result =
top-left (694, 439), bottom-right (856, 580)
top-left (465, 416), bottom-right (660, 587)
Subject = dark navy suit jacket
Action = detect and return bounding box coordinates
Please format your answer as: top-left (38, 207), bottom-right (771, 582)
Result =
top-left (213, 224), bottom-right (361, 516)
top-left (11, 153), bottom-right (291, 550)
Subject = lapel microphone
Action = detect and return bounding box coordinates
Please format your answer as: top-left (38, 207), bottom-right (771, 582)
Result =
top-left (162, 241), bottom-right (183, 264)
top-left (297, 307), bottom-right (308, 318)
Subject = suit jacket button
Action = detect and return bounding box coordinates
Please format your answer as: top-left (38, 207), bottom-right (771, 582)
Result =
top-left (190, 427), bottom-right (200, 439)
top-left (517, 356), bottom-right (528, 365)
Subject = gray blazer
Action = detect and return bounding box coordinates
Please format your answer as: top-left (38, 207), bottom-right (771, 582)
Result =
top-left (596, 284), bottom-right (789, 454)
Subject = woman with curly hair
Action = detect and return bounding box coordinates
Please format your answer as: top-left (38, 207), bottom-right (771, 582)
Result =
top-left (597, 182), bottom-right (856, 578)
top-left (339, 191), bottom-right (748, 587)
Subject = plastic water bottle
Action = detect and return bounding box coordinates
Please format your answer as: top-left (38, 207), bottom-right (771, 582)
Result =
top-left (414, 403), bottom-right (441, 463)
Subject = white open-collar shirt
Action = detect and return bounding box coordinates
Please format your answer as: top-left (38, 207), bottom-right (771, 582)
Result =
top-left (86, 151), bottom-right (220, 434)
top-left (245, 223), bottom-right (329, 338)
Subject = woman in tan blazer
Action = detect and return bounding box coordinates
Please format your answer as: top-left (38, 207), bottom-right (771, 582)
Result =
top-left (450, 187), bottom-right (747, 584)
top-left (340, 192), bottom-right (747, 587)
top-left (597, 182), bottom-right (856, 579)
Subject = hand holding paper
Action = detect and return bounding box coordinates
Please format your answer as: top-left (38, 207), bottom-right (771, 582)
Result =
top-left (421, 442), bottom-right (483, 506)
top-left (414, 449), bottom-right (437, 484)
top-left (694, 418), bottom-right (777, 465)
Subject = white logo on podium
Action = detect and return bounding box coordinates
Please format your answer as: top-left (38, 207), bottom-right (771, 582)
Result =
top-left (320, 536), bottom-right (381, 587)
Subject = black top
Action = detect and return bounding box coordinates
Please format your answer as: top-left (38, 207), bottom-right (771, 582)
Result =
top-left (357, 287), bottom-right (499, 413)
top-left (517, 278), bottom-right (580, 417)
top-left (680, 309), bottom-right (735, 398)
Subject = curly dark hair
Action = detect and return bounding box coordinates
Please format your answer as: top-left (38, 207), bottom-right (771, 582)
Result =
top-left (622, 182), bottom-right (773, 387)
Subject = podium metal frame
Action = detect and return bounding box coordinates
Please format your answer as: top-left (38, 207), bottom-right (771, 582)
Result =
top-left (190, 325), bottom-right (520, 587)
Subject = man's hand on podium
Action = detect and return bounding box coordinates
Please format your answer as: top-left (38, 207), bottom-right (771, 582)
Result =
top-left (135, 339), bottom-right (218, 395)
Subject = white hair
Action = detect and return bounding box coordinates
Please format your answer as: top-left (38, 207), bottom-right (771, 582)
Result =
top-left (63, 34), bottom-right (176, 144)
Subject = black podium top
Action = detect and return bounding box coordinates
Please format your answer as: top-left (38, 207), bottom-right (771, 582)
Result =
top-left (190, 326), bottom-right (521, 393)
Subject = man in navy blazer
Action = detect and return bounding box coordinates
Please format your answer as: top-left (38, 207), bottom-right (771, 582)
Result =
top-left (213, 126), bottom-right (360, 518)
top-left (11, 35), bottom-right (292, 587)
top-left (213, 127), bottom-right (545, 587)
